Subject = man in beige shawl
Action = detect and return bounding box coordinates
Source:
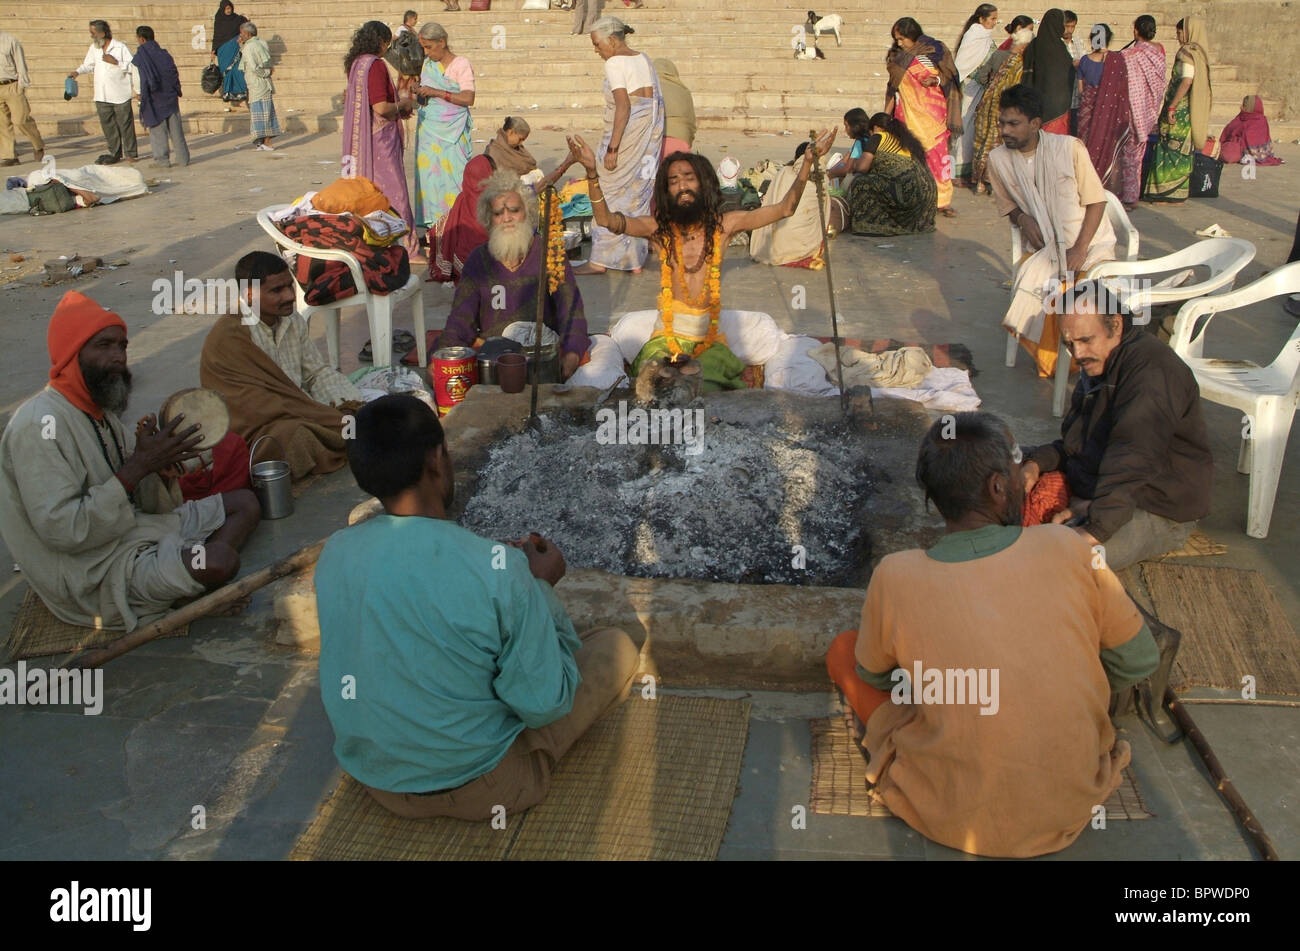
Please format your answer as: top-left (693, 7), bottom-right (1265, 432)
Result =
top-left (654, 58), bottom-right (695, 155)
top-left (199, 252), bottom-right (362, 481)
top-left (988, 83), bottom-right (1114, 376)
top-left (485, 116), bottom-right (575, 189)
top-left (750, 145), bottom-right (829, 268)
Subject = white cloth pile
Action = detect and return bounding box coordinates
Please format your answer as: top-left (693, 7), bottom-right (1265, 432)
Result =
top-left (808, 342), bottom-right (931, 388)
top-left (25, 163), bottom-right (148, 203)
top-left (566, 310), bottom-right (982, 411)
top-left (502, 320), bottom-right (559, 348)
top-left (352, 365), bottom-right (438, 413)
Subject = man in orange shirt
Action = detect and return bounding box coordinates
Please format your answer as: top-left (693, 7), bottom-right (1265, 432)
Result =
top-left (826, 411), bottom-right (1158, 857)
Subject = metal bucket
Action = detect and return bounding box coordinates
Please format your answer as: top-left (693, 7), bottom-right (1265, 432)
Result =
top-left (525, 340), bottom-right (560, 384)
top-left (249, 434), bottom-right (294, 520)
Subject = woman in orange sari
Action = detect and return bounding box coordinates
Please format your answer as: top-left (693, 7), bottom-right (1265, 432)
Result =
top-left (885, 17), bottom-right (962, 216)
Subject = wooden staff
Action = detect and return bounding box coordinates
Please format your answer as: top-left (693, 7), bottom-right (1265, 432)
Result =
top-left (529, 186), bottom-right (555, 430)
top-left (64, 539), bottom-right (326, 670)
top-left (807, 130), bottom-right (847, 414)
top-left (1165, 687), bottom-right (1280, 860)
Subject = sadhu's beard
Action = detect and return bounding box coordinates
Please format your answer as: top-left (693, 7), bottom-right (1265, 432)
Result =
top-left (81, 362), bottom-right (133, 416)
top-left (487, 221), bottom-right (535, 264)
top-left (667, 189), bottom-right (705, 227)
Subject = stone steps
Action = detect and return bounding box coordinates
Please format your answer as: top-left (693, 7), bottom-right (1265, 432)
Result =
top-left (9, 1), bottom-right (1293, 141)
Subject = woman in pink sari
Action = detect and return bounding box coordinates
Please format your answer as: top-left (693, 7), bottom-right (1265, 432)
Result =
top-left (343, 21), bottom-right (419, 259)
top-left (885, 17), bottom-right (962, 216)
top-left (1116, 15), bottom-right (1166, 209)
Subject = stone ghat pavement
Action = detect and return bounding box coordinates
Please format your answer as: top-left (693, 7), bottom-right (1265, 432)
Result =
top-left (0, 127), bottom-right (1297, 860)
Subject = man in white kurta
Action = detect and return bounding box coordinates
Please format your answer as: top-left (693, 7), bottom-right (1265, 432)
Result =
top-left (987, 84), bottom-right (1115, 351)
top-left (68, 20), bottom-right (137, 164)
top-left (0, 292), bottom-right (260, 631)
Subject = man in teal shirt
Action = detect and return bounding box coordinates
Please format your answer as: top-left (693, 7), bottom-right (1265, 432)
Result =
top-left (316, 394), bottom-right (642, 819)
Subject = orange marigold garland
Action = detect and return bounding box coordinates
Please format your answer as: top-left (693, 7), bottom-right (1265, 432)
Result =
top-left (659, 226), bottom-right (723, 358)
top-left (544, 187), bottom-right (565, 294)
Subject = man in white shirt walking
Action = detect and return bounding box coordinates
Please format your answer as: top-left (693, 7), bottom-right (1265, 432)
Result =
top-left (0, 31), bottom-right (45, 167)
top-left (68, 20), bottom-right (137, 165)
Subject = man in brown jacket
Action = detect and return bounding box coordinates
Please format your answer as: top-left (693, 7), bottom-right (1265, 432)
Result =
top-left (1022, 281), bottom-right (1213, 568)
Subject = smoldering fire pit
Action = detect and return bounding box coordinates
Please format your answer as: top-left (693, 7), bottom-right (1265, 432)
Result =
top-left (346, 385), bottom-right (946, 687)
top-left (463, 399), bottom-right (894, 588)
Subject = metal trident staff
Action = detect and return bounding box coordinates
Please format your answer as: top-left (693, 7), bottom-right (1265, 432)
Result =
top-left (528, 185), bottom-right (556, 431)
top-left (807, 130), bottom-right (847, 414)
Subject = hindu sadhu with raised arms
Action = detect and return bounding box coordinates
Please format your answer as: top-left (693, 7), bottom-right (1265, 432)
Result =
top-left (566, 130), bottom-right (835, 390)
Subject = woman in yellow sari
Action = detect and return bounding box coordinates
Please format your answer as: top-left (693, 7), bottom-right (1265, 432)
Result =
top-left (885, 17), bottom-right (962, 216)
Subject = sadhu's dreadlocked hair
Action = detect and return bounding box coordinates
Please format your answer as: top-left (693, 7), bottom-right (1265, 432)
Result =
top-left (653, 152), bottom-right (725, 262)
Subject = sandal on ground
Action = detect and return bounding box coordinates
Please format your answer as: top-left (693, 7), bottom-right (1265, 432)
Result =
top-left (359, 330), bottom-right (417, 363)
top-left (940, 206), bottom-right (957, 217)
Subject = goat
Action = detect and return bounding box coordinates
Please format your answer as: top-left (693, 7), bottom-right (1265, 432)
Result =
top-left (806, 11), bottom-right (843, 46)
top-left (794, 38), bottom-right (826, 60)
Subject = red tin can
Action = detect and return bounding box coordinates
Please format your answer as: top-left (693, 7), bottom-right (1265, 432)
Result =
top-left (430, 346), bottom-right (478, 416)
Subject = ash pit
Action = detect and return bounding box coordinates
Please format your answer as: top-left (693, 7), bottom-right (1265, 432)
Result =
top-left (459, 393), bottom-right (929, 588)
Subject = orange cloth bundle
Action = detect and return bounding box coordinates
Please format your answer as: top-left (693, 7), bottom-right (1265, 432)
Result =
top-left (313, 176), bottom-right (393, 217)
top-left (1022, 470), bottom-right (1072, 526)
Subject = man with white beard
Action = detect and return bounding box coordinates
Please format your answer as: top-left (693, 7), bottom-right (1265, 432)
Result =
top-left (433, 170), bottom-right (590, 379)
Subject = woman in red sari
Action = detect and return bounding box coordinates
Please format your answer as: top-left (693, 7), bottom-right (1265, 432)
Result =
top-left (1021, 8), bottom-right (1075, 133)
top-left (885, 17), bottom-right (962, 216)
top-left (1078, 23), bottom-right (1134, 194)
top-left (428, 153), bottom-right (495, 283)
top-left (1074, 23), bottom-right (1112, 145)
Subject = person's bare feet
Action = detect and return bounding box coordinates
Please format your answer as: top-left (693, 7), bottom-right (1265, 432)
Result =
top-left (573, 262), bottom-right (607, 275)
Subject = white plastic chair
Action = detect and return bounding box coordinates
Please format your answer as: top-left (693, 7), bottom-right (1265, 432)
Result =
top-left (1168, 261), bottom-right (1300, 538)
top-left (256, 205), bottom-right (426, 369)
top-left (1088, 237), bottom-right (1257, 319)
top-left (1005, 191), bottom-right (1139, 417)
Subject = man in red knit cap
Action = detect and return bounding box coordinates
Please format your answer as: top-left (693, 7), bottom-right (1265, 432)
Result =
top-left (0, 291), bottom-right (261, 631)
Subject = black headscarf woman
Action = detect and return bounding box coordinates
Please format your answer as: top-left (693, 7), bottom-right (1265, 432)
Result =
top-left (213, 1), bottom-right (248, 53)
top-left (1021, 8), bottom-right (1076, 130)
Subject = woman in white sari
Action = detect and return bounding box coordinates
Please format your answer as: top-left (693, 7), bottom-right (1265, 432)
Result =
top-left (952, 4), bottom-right (999, 185)
top-left (575, 16), bottom-right (664, 275)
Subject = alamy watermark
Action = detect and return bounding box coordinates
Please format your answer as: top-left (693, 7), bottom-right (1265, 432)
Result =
top-left (890, 661), bottom-right (1000, 715)
top-left (1044, 276), bottom-right (1158, 326)
top-left (0, 662), bottom-right (102, 715)
top-left (151, 271), bottom-right (260, 321)
top-left (595, 400), bottom-right (705, 455)
top-left (49, 882), bottom-right (150, 931)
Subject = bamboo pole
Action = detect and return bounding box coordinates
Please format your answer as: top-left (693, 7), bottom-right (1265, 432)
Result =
top-left (64, 539), bottom-right (327, 670)
top-left (528, 186), bottom-right (555, 430)
top-left (1179, 698), bottom-right (1300, 708)
top-left (1165, 688), bottom-right (1280, 861)
top-left (807, 130), bottom-right (847, 415)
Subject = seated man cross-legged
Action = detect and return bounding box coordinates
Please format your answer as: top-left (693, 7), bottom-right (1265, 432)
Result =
top-left (1021, 280), bottom-right (1213, 569)
top-left (0, 291), bottom-right (260, 631)
top-left (432, 170), bottom-right (591, 379)
top-left (566, 129), bottom-right (835, 390)
top-left (200, 251), bottom-right (364, 481)
top-left (825, 411), bottom-right (1158, 858)
top-left (315, 395), bottom-right (643, 819)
